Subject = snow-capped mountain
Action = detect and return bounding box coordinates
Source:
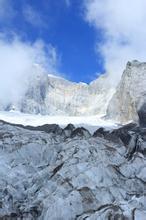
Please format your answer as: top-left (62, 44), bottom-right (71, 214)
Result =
top-left (0, 60), bottom-right (146, 125)
top-left (0, 64), bottom-right (115, 116)
top-left (107, 60), bottom-right (146, 123)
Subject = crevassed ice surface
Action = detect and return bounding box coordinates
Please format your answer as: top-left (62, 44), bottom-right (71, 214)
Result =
top-left (0, 121), bottom-right (145, 219)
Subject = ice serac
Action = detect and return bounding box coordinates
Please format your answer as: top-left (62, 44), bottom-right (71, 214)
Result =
top-left (1, 64), bottom-right (115, 116)
top-left (107, 60), bottom-right (146, 124)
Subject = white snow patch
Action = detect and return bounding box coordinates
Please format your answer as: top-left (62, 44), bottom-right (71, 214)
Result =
top-left (0, 111), bottom-right (118, 133)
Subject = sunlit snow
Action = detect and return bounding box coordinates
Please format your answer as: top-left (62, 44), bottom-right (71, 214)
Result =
top-left (0, 111), bottom-right (118, 133)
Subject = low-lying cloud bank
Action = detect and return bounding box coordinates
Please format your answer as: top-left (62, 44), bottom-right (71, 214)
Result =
top-left (0, 35), bottom-right (58, 108)
top-left (83, 0), bottom-right (146, 84)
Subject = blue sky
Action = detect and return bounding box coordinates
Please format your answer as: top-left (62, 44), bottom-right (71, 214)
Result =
top-left (0, 0), bottom-right (146, 110)
top-left (0, 0), bottom-right (104, 83)
top-left (0, 0), bottom-right (146, 84)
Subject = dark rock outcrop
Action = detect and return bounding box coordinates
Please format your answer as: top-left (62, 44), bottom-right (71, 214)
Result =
top-left (0, 120), bottom-right (63, 136)
top-left (138, 102), bottom-right (146, 127)
top-left (93, 122), bottom-right (146, 160)
top-left (71, 127), bottom-right (91, 138)
top-left (93, 127), bottom-right (108, 138)
top-left (93, 123), bottom-right (137, 146)
top-left (63, 123), bottom-right (75, 138)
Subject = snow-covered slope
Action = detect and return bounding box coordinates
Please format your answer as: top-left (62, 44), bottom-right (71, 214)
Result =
top-left (0, 111), bottom-right (118, 134)
top-left (107, 60), bottom-right (146, 123)
top-left (0, 64), bottom-right (115, 116)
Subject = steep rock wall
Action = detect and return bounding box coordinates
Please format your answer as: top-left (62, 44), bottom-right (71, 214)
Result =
top-left (107, 60), bottom-right (146, 123)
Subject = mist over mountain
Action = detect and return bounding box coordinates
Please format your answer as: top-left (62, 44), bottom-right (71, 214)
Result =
top-left (0, 62), bottom-right (115, 116)
top-left (0, 37), bottom-right (59, 109)
top-left (0, 60), bottom-right (146, 125)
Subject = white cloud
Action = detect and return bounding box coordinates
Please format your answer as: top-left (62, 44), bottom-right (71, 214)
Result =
top-left (23, 4), bottom-right (45, 27)
top-left (83, 0), bottom-right (146, 84)
top-left (0, 35), bottom-right (58, 108)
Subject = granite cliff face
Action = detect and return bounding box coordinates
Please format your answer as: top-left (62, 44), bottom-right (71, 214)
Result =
top-left (24, 61), bottom-right (146, 124)
top-left (1, 61), bottom-right (146, 124)
top-left (1, 64), bottom-right (115, 116)
top-left (21, 70), bottom-right (115, 116)
top-left (106, 60), bottom-right (146, 124)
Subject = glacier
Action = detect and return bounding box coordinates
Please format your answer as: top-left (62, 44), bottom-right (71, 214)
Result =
top-left (0, 120), bottom-right (145, 219)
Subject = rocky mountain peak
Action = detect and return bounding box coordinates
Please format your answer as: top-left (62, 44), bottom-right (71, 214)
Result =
top-left (106, 60), bottom-right (146, 124)
top-left (0, 64), bottom-right (115, 116)
top-left (0, 61), bottom-right (146, 125)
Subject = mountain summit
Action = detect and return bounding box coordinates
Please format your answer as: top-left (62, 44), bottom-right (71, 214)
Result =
top-left (107, 60), bottom-right (146, 124)
top-left (1, 64), bottom-right (115, 116)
